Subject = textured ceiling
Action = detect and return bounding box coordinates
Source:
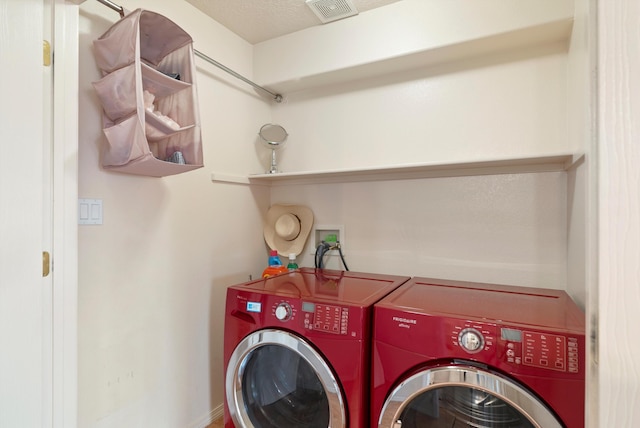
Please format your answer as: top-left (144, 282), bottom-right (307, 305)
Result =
top-left (183, 0), bottom-right (403, 44)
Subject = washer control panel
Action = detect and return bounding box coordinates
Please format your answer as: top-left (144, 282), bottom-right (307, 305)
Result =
top-left (242, 295), bottom-right (352, 336)
top-left (302, 301), bottom-right (349, 335)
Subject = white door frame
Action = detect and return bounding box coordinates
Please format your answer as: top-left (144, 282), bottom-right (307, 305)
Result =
top-left (52, 1), bottom-right (80, 427)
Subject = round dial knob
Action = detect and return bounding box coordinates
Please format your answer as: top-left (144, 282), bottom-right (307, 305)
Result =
top-left (275, 303), bottom-right (292, 321)
top-left (458, 328), bottom-right (484, 353)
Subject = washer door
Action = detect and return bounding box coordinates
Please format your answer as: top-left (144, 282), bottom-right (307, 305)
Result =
top-left (378, 364), bottom-right (562, 428)
top-left (226, 329), bottom-right (346, 428)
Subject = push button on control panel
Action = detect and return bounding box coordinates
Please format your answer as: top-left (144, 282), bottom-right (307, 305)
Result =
top-left (567, 338), bottom-right (580, 373)
top-left (504, 342), bottom-right (523, 365)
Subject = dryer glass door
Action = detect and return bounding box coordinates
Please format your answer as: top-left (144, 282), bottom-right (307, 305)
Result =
top-left (226, 329), bottom-right (346, 428)
top-left (379, 365), bottom-right (562, 428)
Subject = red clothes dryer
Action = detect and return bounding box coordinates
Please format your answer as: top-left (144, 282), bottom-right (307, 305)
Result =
top-left (372, 277), bottom-right (585, 428)
top-left (224, 268), bottom-right (409, 428)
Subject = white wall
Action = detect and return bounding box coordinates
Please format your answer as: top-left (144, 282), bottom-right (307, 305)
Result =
top-left (266, 10), bottom-right (572, 291)
top-left (272, 173), bottom-right (568, 288)
top-left (254, 0), bottom-right (574, 92)
top-left (270, 48), bottom-right (569, 172)
top-left (77, 1), bottom-right (272, 426)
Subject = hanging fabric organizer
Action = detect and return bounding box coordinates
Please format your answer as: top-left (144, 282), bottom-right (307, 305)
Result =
top-left (92, 9), bottom-right (203, 177)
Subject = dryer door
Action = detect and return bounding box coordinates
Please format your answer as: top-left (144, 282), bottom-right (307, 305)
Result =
top-left (378, 364), bottom-right (562, 428)
top-left (226, 329), bottom-right (346, 428)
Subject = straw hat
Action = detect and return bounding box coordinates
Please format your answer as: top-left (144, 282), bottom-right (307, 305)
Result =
top-left (264, 204), bottom-right (314, 256)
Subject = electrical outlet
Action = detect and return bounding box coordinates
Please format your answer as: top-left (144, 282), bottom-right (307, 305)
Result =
top-left (312, 224), bottom-right (345, 254)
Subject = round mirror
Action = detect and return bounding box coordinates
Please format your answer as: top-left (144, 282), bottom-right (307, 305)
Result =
top-left (258, 124), bottom-right (288, 173)
top-left (259, 124), bottom-right (288, 145)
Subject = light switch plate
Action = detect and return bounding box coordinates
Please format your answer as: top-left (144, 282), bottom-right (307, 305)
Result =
top-left (78, 199), bottom-right (103, 225)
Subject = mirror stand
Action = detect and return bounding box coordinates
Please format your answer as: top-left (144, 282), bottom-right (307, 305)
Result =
top-left (269, 148), bottom-right (278, 174)
top-left (259, 123), bottom-right (288, 174)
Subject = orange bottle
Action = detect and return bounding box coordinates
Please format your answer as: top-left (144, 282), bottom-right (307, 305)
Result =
top-left (262, 250), bottom-right (287, 277)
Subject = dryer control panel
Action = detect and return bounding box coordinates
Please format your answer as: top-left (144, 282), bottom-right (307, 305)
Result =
top-left (446, 319), bottom-right (583, 375)
top-left (519, 330), bottom-right (580, 373)
top-left (499, 327), bottom-right (580, 373)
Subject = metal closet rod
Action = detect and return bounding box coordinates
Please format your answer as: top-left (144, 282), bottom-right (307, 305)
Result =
top-left (95, 0), bottom-right (283, 103)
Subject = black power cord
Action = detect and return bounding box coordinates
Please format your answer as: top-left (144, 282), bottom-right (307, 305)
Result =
top-left (314, 241), bottom-right (349, 271)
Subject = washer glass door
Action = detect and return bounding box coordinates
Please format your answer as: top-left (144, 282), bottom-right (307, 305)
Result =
top-left (379, 365), bottom-right (562, 428)
top-left (227, 329), bottom-right (345, 428)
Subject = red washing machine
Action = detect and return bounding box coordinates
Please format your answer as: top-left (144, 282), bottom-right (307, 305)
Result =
top-left (372, 277), bottom-right (585, 428)
top-left (224, 267), bottom-right (409, 428)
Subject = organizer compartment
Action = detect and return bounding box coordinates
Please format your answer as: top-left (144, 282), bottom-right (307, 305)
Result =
top-left (102, 114), bottom-right (148, 166)
top-left (145, 110), bottom-right (195, 141)
top-left (141, 63), bottom-right (190, 99)
top-left (92, 8), bottom-right (203, 177)
top-left (92, 63), bottom-right (139, 121)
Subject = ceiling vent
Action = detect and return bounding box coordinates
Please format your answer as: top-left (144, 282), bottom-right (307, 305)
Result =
top-left (305, 0), bottom-right (359, 24)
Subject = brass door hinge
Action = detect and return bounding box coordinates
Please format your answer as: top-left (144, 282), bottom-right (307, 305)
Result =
top-left (42, 251), bottom-right (50, 277)
top-left (43, 40), bottom-right (51, 66)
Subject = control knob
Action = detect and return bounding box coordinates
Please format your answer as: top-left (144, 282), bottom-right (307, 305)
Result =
top-left (275, 302), bottom-right (292, 321)
top-left (458, 328), bottom-right (484, 353)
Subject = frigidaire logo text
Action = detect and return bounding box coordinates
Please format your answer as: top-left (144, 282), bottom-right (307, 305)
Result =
top-left (392, 316), bottom-right (417, 325)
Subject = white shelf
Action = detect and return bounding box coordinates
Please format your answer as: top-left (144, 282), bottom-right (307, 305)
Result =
top-left (254, 1), bottom-right (574, 94)
top-left (263, 21), bottom-right (573, 94)
top-left (211, 153), bottom-right (583, 186)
